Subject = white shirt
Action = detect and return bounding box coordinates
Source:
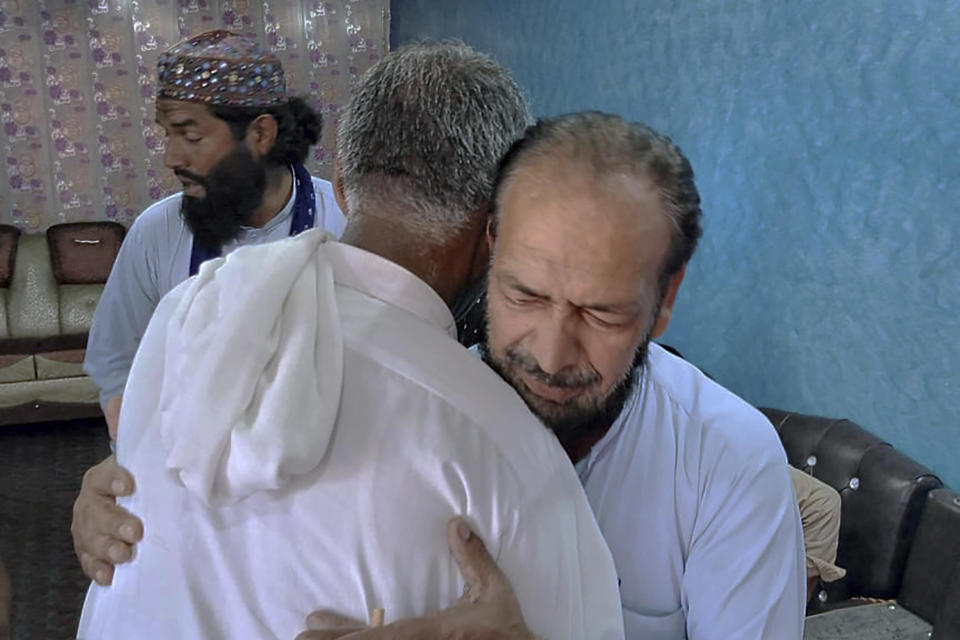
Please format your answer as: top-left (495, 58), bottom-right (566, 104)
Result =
top-left (83, 172), bottom-right (346, 402)
top-left (576, 343), bottom-right (806, 639)
top-left (78, 234), bottom-right (624, 640)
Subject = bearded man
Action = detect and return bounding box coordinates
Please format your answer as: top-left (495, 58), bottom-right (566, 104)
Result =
top-left (295, 112), bottom-right (807, 640)
top-left (84, 30), bottom-right (345, 438)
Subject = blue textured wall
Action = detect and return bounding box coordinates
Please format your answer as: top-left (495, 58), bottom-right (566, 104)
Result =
top-left (392, 1), bottom-right (960, 489)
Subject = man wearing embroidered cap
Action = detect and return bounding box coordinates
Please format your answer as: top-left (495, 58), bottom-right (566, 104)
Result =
top-left (85, 30), bottom-right (346, 439)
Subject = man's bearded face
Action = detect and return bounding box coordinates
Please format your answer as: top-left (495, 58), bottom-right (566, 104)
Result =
top-left (479, 328), bottom-right (649, 442)
top-left (483, 156), bottom-right (677, 445)
top-left (178, 143), bottom-right (267, 249)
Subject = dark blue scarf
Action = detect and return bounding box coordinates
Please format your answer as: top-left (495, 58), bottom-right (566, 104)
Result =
top-left (189, 163), bottom-right (316, 276)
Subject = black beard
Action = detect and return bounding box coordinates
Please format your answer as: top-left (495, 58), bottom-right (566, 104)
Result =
top-left (179, 145), bottom-right (267, 249)
top-left (479, 334), bottom-right (648, 444)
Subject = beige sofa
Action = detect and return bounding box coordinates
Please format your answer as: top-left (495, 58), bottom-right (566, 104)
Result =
top-left (0, 222), bottom-right (124, 425)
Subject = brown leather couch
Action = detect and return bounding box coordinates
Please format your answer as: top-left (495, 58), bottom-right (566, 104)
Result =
top-left (0, 222), bottom-right (124, 425)
top-left (762, 408), bottom-right (959, 639)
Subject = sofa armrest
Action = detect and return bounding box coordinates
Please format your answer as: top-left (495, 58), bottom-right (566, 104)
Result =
top-left (4, 235), bottom-right (60, 338)
top-left (759, 408), bottom-right (942, 603)
top-left (899, 489), bottom-right (960, 628)
top-left (933, 561), bottom-right (960, 639)
top-left (0, 225), bottom-right (21, 339)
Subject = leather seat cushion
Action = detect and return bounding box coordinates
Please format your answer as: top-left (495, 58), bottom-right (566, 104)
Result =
top-left (46, 222), bottom-right (125, 285)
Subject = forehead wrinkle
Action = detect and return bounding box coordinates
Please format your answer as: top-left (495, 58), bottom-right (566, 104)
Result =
top-left (495, 164), bottom-right (668, 317)
top-left (502, 233), bottom-right (647, 279)
top-left (498, 184), bottom-right (662, 282)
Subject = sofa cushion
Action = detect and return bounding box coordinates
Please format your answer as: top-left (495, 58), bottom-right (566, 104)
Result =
top-left (5, 235), bottom-right (60, 338)
top-left (46, 222), bottom-right (125, 285)
top-left (58, 284), bottom-right (104, 334)
top-left (760, 408), bottom-right (942, 602)
top-left (933, 559), bottom-right (960, 639)
top-left (0, 376), bottom-right (99, 409)
top-left (899, 489), bottom-right (960, 625)
top-left (35, 349), bottom-right (86, 380)
top-left (0, 225), bottom-right (19, 289)
top-left (0, 354), bottom-right (35, 383)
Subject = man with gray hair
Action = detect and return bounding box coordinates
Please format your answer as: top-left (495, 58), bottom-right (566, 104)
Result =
top-left (76, 43), bottom-right (624, 640)
top-left (335, 43), bottom-right (524, 247)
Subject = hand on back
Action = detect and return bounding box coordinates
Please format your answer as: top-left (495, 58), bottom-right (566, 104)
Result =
top-left (71, 462), bottom-right (536, 639)
top-left (71, 455), bottom-right (143, 585)
top-left (295, 517), bottom-right (537, 640)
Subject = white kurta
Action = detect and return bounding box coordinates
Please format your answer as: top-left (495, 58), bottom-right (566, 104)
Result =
top-left (78, 232), bottom-right (624, 640)
top-left (576, 343), bottom-right (806, 640)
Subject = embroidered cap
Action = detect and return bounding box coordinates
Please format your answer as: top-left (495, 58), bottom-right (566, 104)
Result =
top-left (157, 30), bottom-right (287, 107)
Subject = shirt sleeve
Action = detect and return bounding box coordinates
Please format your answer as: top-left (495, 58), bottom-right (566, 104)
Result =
top-left (496, 460), bottom-right (625, 640)
top-left (683, 426), bottom-right (807, 640)
top-left (312, 178), bottom-right (347, 238)
top-left (84, 215), bottom-right (163, 404)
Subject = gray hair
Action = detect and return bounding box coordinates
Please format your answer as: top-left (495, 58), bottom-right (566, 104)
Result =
top-left (493, 111), bottom-right (703, 283)
top-left (337, 41), bottom-right (531, 243)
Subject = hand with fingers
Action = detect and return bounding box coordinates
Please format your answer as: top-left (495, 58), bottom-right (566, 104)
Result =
top-left (295, 517), bottom-right (537, 640)
top-left (71, 454), bottom-right (144, 586)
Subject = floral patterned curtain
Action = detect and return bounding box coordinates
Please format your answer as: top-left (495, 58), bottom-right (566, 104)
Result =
top-left (0, 0), bottom-right (388, 232)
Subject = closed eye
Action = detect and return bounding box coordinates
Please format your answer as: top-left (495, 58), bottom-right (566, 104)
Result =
top-left (583, 310), bottom-right (631, 329)
top-left (506, 294), bottom-right (543, 308)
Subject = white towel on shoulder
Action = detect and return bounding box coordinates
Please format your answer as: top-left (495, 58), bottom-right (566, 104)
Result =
top-left (155, 229), bottom-right (343, 505)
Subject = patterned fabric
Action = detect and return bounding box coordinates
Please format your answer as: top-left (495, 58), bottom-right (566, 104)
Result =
top-left (0, 1), bottom-right (388, 232)
top-left (157, 30), bottom-right (286, 107)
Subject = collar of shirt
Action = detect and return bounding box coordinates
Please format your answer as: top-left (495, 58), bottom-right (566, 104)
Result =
top-left (237, 166), bottom-right (297, 240)
top-left (575, 358), bottom-right (647, 483)
top-left (323, 241), bottom-right (457, 339)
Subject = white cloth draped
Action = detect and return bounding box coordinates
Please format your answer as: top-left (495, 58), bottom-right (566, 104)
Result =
top-left (159, 229), bottom-right (342, 505)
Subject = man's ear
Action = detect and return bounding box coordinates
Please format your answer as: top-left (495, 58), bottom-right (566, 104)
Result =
top-left (650, 267), bottom-right (686, 338)
top-left (245, 114), bottom-right (279, 159)
top-left (467, 213), bottom-right (492, 281)
top-left (332, 159), bottom-right (348, 214)
top-left (485, 216), bottom-right (498, 256)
